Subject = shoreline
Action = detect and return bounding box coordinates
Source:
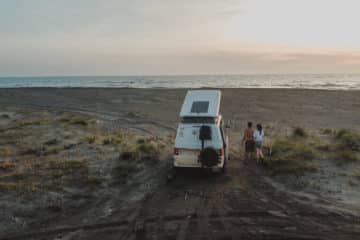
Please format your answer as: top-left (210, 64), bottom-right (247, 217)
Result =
top-left (1, 87), bottom-right (360, 91)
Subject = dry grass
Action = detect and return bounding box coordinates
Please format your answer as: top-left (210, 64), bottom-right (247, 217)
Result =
top-left (14, 118), bottom-right (49, 128)
top-left (0, 110), bottom-right (169, 194)
top-left (262, 135), bottom-right (318, 175)
top-left (119, 139), bottom-right (161, 163)
top-left (352, 169), bottom-right (360, 178)
top-left (126, 111), bottom-right (139, 118)
top-left (0, 160), bottom-right (15, 170)
top-left (44, 138), bottom-right (59, 146)
top-left (321, 128), bottom-right (334, 135)
top-left (20, 146), bottom-right (45, 156)
top-left (0, 182), bottom-right (39, 192)
top-left (44, 146), bottom-right (62, 155)
top-left (271, 138), bottom-right (317, 160)
top-left (315, 143), bottom-right (333, 152)
top-left (337, 150), bottom-right (360, 162)
top-left (59, 115), bottom-right (91, 126)
top-left (115, 137), bottom-right (163, 180)
top-left (84, 135), bottom-right (96, 144)
top-left (85, 176), bottom-right (102, 185)
top-left (47, 158), bottom-right (87, 171)
top-left (0, 147), bottom-right (15, 157)
top-left (263, 127), bottom-right (360, 174)
top-left (102, 134), bottom-right (123, 145)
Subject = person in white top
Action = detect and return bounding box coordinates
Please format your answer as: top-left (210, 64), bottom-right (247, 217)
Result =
top-left (253, 124), bottom-right (264, 162)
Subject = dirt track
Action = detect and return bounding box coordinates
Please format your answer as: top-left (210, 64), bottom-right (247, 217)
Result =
top-left (3, 159), bottom-right (359, 240)
top-left (1, 88), bottom-right (360, 239)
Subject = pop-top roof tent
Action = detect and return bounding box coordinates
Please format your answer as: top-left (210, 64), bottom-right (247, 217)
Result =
top-left (180, 90), bottom-right (221, 117)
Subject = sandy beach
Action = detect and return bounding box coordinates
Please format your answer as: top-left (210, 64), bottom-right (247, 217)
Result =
top-left (1, 88), bottom-right (360, 239)
top-left (1, 88), bottom-right (359, 130)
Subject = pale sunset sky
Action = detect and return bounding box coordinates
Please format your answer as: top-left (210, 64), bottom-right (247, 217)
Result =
top-left (1, 0), bottom-right (360, 76)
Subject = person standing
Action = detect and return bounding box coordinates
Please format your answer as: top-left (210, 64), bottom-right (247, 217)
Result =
top-left (241, 122), bottom-right (255, 162)
top-left (254, 124), bottom-right (264, 162)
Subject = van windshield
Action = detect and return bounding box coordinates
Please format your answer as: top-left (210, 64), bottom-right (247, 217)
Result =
top-left (181, 117), bottom-right (216, 124)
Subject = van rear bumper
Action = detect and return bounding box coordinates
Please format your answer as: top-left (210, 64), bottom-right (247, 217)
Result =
top-left (174, 154), bottom-right (224, 168)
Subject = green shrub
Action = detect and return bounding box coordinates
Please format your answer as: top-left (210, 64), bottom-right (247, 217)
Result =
top-left (60, 116), bottom-right (88, 126)
top-left (321, 128), bottom-right (333, 135)
top-left (44, 138), bottom-right (59, 146)
top-left (315, 143), bottom-right (332, 152)
top-left (120, 150), bottom-right (136, 160)
top-left (335, 129), bottom-right (360, 151)
top-left (292, 127), bottom-right (307, 138)
top-left (337, 150), bottom-right (359, 162)
top-left (44, 146), bottom-right (61, 155)
top-left (137, 142), bottom-right (160, 161)
top-left (20, 146), bottom-right (45, 156)
top-left (102, 137), bottom-right (111, 145)
top-left (119, 141), bottom-right (160, 163)
top-left (127, 112), bottom-right (137, 118)
top-left (85, 135), bottom-right (96, 144)
top-left (71, 118), bottom-right (88, 126)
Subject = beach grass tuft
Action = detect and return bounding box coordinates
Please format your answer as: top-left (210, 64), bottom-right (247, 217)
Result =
top-left (337, 150), bottom-right (360, 162)
top-left (352, 169), bottom-right (360, 178)
top-left (335, 129), bottom-right (360, 151)
top-left (292, 126), bottom-right (307, 138)
top-left (262, 134), bottom-right (318, 175)
top-left (84, 135), bottom-right (96, 144)
top-left (0, 160), bottom-right (15, 170)
top-left (333, 129), bottom-right (360, 162)
top-left (321, 128), bottom-right (334, 135)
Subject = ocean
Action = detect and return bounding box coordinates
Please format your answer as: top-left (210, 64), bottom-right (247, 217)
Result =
top-left (0, 74), bottom-right (359, 90)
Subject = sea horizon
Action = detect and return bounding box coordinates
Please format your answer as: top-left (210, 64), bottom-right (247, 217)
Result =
top-left (0, 73), bottom-right (360, 90)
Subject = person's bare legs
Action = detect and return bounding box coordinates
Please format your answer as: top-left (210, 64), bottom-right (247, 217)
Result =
top-left (259, 149), bottom-right (264, 159)
top-left (255, 148), bottom-right (260, 163)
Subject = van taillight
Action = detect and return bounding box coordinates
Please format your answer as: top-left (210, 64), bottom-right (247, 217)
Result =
top-left (174, 148), bottom-right (179, 155)
top-left (217, 148), bottom-right (224, 156)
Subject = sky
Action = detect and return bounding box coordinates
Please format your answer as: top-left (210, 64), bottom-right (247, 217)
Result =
top-left (1, 0), bottom-right (360, 76)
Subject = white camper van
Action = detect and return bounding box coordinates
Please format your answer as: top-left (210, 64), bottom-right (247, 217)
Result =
top-left (173, 90), bottom-right (229, 171)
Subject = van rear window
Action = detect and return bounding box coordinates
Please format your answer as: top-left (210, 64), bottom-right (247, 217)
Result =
top-left (181, 117), bottom-right (216, 123)
top-left (191, 101), bottom-right (209, 113)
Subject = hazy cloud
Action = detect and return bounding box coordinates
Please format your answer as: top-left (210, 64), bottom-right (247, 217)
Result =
top-left (1, 0), bottom-right (360, 75)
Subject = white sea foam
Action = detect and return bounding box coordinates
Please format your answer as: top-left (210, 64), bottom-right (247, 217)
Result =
top-left (0, 74), bottom-right (359, 89)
